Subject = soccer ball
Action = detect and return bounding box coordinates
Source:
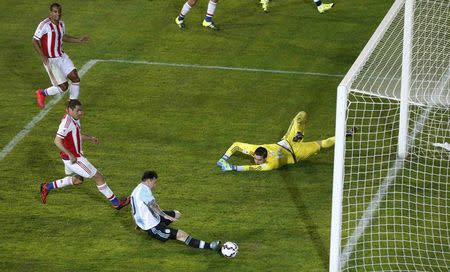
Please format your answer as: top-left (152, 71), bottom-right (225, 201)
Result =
top-left (221, 241), bottom-right (238, 258)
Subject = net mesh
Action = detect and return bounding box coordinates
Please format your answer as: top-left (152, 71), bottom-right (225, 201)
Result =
top-left (339, 0), bottom-right (450, 271)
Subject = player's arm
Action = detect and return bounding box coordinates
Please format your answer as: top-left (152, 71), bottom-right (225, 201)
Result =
top-left (235, 163), bottom-right (273, 171)
top-left (81, 134), bottom-right (99, 144)
top-left (145, 200), bottom-right (178, 222)
top-left (32, 38), bottom-right (48, 65)
top-left (63, 34), bottom-right (89, 44)
top-left (218, 160), bottom-right (273, 171)
top-left (54, 135), bottom-right (76, 163)
top-left (220, 142), bottom-right (259, 160)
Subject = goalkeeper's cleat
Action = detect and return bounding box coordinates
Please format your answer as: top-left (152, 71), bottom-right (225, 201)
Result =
top-left (346, 127), bottom-right (358, 137)
top-left (113, 196), bottom-right (130, 210)
top-left (317, 3), bottom-right (334, 13)
top-left (40, 182), bottom-right (49, 204)
top-left (293, 131), bottom-right (304, 142)
top-left (36, 89), bottom-right (46, 109)
top-left (210, 240), bottom-right (222, 251)
top-left (260, 0), bottom-right (269, 12)
top-left (175, 17), bottom-right (185, 30)
top-left (202, 20), bottom-right (219, 31)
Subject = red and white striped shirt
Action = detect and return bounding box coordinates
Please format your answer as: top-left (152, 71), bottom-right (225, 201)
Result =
top-left (33, 18), bottom-right (65, 58)
top-left (56, 114), bottom-right (83, 160)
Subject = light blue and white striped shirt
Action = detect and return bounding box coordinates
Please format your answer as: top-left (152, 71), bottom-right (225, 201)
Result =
top-left (130, 183), bottom-right (161, 230)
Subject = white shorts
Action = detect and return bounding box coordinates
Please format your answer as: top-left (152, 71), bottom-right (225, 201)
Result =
top-left (63, 156), bottom-right (97, 178)
top-left (44, 53), bottom-right (76, 86)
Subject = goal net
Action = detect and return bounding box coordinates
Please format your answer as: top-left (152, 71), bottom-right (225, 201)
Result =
top-left (329, 0), bottom-right (450, 271)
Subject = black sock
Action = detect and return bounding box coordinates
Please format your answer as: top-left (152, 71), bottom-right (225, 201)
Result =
top-left (185, 236), bottom-right (211, 249)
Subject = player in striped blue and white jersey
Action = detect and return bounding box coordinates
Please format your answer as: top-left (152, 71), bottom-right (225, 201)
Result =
top-left (130, 170), bottom-right (221, 252)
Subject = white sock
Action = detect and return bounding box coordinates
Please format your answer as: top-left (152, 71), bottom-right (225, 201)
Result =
top-left (44, 86), bottom-right (64, 96)
top-left (206, 0), bottom-right (217, 17)
top-left (52, 176), bottom-right (73, 189)
top-left (70, 82), bottom-right (80, 99)
top-left (180, 2), bottom-right (192, 18)
top-left (97, 183), bottom-right (115, 200)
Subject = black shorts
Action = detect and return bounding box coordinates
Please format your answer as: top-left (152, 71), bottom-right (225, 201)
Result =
top-left (147, 210), bottom-right (178, 242)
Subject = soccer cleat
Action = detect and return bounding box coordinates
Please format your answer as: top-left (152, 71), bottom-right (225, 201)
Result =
top-left (293, 131), bottom-right (304, 142)
top-left (210, 240), bottom-right (221, 251)
top-left (202, 20), bottom-right (219, 31)
top-left (35, 89), bottom-right (46, 109)
top-left (113, 196), bottom-right (130, 210)
top-left (175, 17), bottom-right (185, 30)
top-left (40, 182), bottom-right (49, 204)
top-left (260, 0), bottom-right (269, 12)
top-left (346, 127), bottom-right (358, 137)
top-left (317, 3), bottom-right (334, 13)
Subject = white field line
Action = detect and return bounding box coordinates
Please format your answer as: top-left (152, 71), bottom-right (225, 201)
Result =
top-left (0, 60), bottom-right (98, 162)
top-left (340, 107), bottom-right (432, 270)
top-left (0, 58), bottom-right (343, 162)
top-left (95, 59), bottom-right (345, 78)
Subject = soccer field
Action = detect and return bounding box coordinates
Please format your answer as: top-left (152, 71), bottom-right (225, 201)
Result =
top-left (0, 1), bottom-right (393, 271)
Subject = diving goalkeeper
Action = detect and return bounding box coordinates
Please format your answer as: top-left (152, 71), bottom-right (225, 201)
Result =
top-left (217, 111), bottom-right (355, 171)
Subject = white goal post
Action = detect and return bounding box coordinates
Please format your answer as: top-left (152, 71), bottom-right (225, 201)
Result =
top-left (330, 0), bottom-right (450, 271)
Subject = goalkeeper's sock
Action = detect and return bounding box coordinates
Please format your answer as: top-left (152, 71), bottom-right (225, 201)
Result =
top-left (47, 176), bottom-right (73, 191)
top-left (97, 183), bottom-right (120, 206)
top-left (313, 0), bottom-right (322, 7)
top-left (185, 236), bottom-right (211, 250)
top-left (178, 2), bottom-right (192, 21)
top-left (319, 137), bottom-right (335, 149)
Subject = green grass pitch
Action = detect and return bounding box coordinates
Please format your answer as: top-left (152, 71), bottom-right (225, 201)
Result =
top-left (0, 1), bottom-right (393, 271)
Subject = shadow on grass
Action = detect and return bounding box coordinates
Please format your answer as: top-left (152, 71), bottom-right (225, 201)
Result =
top-left (280, 165), bottom-right (329, 271)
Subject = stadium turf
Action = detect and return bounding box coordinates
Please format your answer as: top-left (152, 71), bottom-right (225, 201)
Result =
top-left (0, 1), bottom-right (393, 271)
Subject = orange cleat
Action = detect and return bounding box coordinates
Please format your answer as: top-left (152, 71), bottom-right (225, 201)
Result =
top-left (36, 89), bottom-right (46, 109)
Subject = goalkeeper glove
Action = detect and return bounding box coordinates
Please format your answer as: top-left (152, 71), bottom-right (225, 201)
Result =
top-left (217, 159), bottom-right (236, 171)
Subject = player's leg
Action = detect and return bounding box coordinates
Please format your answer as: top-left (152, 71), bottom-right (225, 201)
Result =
top-left (63, 54), bottom-right (80, 100)
top-left (92, 171), bottom-right (130, 210)
top-left (66, 70), bottom-right (80, 100)
top-left (282, 111), bottom-right (307, 145)
top-left (35, 58), bottom-right (68, 109)
top-left (293, 137), bottom-right (335, 161)
top-left (40, 175), bottom-right (82, 204)
top-left (175, 0), bottom-right (198, 29)
top-left (176, 229), bottom-right (221, 251)
top-left (313, 0), bottom-right (334, 13)
top-left (202, 0), bottom-right (219, 30)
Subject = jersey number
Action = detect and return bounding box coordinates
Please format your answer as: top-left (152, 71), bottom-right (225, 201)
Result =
top-left (130, 196), bottom-right (136, 215)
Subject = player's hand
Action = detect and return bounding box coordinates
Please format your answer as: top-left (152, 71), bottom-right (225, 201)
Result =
top-left (165, 215), bottom-right (177, 222)
top-left (41, 55), bottom-right (49, 65)
top-left (69, 154), bottom-right (77, 164)
top-left (217, 159), bottom-right (234, 171)
top-left (79, 36), bottom-right (89, 43)
top-left (90, 136), bottom-right (99, 144)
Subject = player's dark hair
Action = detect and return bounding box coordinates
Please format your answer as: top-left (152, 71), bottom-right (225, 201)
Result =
top-left (49, 3), bottom-right (61, 11)
top-left (142, 170), bottom-right (158, 181)
top-left (67, 99), bottom-right (82, 110)
top-left (254, 147), bottom-right (268, 158)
